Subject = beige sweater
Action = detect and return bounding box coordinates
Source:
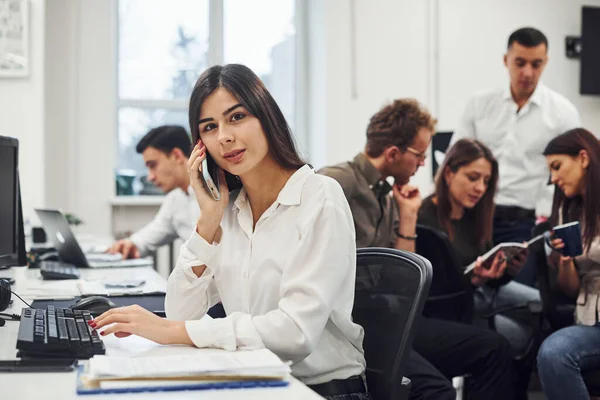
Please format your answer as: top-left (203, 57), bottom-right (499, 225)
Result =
top-left (573, 232), bottom-right (600, 326)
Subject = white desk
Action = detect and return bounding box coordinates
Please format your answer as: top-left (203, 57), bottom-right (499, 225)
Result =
top-left (0, 266), bottom-right (323, 400)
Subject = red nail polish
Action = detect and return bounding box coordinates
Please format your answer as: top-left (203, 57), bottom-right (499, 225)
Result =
top-left (87, 320), bottom-right (92, 325)
top-left (100, 331), bottom-right (105, 336)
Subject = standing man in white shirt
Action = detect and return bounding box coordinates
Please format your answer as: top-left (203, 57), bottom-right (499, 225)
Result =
top-left (451, 27), bottom-right (581, 286)
top-left (109, 125), bottom-right (199, 259)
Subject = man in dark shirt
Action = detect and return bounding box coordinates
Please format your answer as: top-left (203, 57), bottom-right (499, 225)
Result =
top-left (320, 99), bottom-right (515, 400)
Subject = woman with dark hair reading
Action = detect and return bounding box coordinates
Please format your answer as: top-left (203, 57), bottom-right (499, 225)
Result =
top-left (419, 138), bottom-right (531, 288)
top-left (418, 139), bottom-right (538, 347)
top-left (536, 128), bottom-right (600, 400)
top-left (92, 64), bottom-right (368, 399)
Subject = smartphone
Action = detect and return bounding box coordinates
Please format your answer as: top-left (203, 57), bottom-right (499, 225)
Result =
top-left (200, 153), bottom-right (221, 201)
top-left (0, 359), bottom-right (77, 373)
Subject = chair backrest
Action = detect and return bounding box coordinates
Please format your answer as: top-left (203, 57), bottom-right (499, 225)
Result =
top-left (353, 247), bottom-right (432, 400)
top-left (531, 222), bottom-right (575, 331)
top-left (415, 224), bottom-right (474, 323)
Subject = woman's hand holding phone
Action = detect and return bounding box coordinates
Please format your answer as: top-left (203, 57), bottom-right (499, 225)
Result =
top-left (188, 140), bottom-right (230, 244)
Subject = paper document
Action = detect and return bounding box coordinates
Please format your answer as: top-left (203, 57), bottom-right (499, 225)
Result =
top-left (85, 253), bottom-right (123, 262)
top-left (78, 280), bottom-right (164, 296)
top-left (20, 278), bottom-right (80, 299)
top-left (88, 349), bottom-right (291, 379)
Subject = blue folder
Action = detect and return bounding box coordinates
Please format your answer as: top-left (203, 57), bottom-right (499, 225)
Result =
top-left (75, 365), bottom-right (289, 395)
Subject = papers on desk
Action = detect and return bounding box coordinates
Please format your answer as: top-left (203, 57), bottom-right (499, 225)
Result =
top-left (19, 279), bottom-right (81, 300)
top-left (89, 349), bottom-right (291, 379)
top-left (84, 253), bottom-right (124, 262)
top-left (77, 280), bottom-right (164, 296)
top-left (77, 349), bottom-right (291, 395)
top-left (18, 267), bottom-right (166, 300)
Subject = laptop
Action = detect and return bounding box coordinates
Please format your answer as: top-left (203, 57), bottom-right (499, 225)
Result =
top-left (35, 209), bottom-right (153, 268)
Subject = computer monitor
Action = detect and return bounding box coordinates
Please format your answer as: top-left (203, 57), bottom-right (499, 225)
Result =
top-left (0, 135), bottom-right (26, 269)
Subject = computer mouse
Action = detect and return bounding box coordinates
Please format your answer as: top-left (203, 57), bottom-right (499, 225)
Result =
top-left (70, 296), bottom-right (117, 315)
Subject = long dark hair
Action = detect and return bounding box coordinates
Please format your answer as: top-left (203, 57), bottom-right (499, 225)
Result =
top-left (188, 64), bottom-right (305, 187)
top-left (434, 139), bottom-right (498, 245)
top-left (543, 128), bottom-right (600, 252)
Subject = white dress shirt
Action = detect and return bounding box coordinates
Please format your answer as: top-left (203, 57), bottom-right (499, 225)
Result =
top-left (165, 165), bottom-right (366, 385)
top-left (451, 83), bottom-right (581, 216)
top-left (130, 186), bottom-right (199, 256)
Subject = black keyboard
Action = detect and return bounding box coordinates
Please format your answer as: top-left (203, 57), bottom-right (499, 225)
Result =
top-left (40, 261), bottom-right (81, 280)
top-left (17, 306), bottom-right (105, 359)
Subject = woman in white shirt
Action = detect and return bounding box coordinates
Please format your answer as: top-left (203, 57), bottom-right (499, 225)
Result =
top-left (92, 64), bottom-right (368, 399)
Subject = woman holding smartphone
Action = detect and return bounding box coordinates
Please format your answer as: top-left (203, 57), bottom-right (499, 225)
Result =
top-left (536, 128), bottom-right (600, 400)
top-left (91, 64), bottom-right (368, 399)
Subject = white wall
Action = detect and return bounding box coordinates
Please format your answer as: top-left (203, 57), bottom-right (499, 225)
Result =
top-left (437, 0), bottom-right (600, 132)
top-left (0, 0), bottom-right (45, 222)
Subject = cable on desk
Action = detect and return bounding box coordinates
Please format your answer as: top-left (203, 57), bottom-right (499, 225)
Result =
top-left (0, 312), bottom-right (20, 321)
top-left (9, 289), bottom-right (32, 308)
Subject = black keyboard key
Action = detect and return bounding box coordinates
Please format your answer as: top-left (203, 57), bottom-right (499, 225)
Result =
top-left (34, 325), bottom-right (45, 343)
top-left (57, 317), bottom-right (69, 343)
top-left (47, 315), bottom-right (58, 343)
top-left (90, 330), bottom-right (103, 348)
top-left (76, 321), bottom-right (91, 347)
top-left (64, 309), bottom-right (74, 318)
top-left (66, 318), bottom-right (80, 345)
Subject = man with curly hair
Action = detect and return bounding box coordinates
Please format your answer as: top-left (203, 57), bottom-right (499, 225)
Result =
top-left (320, 99), bottom-right (515, 400)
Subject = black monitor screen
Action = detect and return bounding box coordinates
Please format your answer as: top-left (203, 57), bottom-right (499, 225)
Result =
top-left (581, 6), bottom-right (600, 95)
top-left (0, 137), bottom-right (18, 263)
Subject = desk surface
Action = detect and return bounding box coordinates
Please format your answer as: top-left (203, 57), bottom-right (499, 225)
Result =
top-left (0, 266), bottom-right (322, 400)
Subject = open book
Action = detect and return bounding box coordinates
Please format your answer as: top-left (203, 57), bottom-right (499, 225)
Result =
top-left (463, 221), bottom-right (584, 275)
top-left (463, 234), bottom-right (546, 275)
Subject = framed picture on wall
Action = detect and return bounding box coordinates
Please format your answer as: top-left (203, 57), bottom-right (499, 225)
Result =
top-left (0, 0), bottom-right (29, 78)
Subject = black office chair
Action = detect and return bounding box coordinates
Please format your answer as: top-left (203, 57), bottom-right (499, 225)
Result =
top-left (353, 247), bottom-right (432, 400)
top-left (415, 224), bottom-right (474, 324)
top-left (531, 222), bottom-right (600, 396)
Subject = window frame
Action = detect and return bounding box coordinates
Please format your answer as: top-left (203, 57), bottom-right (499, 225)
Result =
top-left (114, 0), bottom-right (308, 198)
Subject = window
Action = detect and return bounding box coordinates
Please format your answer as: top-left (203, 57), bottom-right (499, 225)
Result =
top-left (116, 0), bottom-right (300, 196)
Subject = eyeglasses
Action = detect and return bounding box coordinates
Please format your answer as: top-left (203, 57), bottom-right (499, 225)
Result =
top-left (406, 146), bottom-right (427, 161)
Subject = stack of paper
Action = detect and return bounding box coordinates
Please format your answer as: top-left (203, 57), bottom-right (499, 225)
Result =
top-left (77, 280), bottom-right (165, 296)
top-left (78, 349), bottom-right (291, 394)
